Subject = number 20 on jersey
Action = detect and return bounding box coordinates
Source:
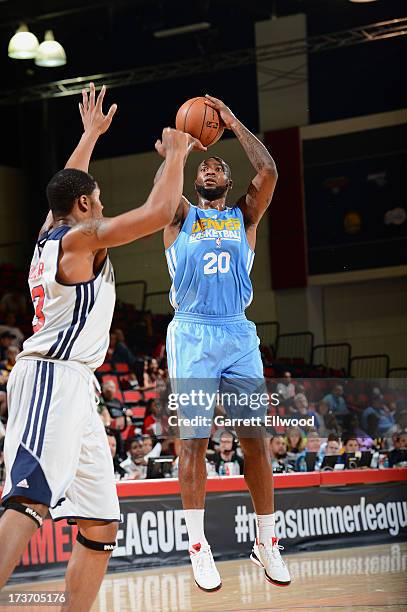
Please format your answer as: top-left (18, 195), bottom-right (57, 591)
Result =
top-left (203, 251), bottom-right (231, 275)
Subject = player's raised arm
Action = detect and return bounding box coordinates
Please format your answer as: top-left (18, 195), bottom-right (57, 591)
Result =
top-left (153, 146), bottom-right (190, 229)
top-left (204, 94), bottom-right (277, 227)
top-left (65, 82), bottom-right (117, 172)
top-left (65, 128), bottom-right (204, 251)
top-left (38, 83), bottom-right (117, 237)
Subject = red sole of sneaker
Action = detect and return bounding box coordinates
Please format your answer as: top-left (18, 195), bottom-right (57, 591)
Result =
top-left (194, 580), bottom-right (222, 593)
top-left (265, 574), bottom-right (291, 587)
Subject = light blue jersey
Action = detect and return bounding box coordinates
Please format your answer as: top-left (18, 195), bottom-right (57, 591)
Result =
top-left (165, 204), bottom-right (254, 316)
top-left (165, 202), bottom-right (266, 440)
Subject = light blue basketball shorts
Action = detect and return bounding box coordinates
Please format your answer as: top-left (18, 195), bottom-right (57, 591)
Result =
top-left (166, 312), bottom-right (267, 439)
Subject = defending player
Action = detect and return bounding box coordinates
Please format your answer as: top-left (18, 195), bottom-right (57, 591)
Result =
top-left (157, 95), bottom-right (291, 591)
top-left (0, 84), bottom-right (204, 609)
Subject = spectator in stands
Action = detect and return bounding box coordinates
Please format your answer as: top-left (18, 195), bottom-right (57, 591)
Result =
top-left (100, 380), bottom-right (127, 430)
top-left (292, 393), bottom-right (321, 430)
top-left (100, 382), bottom-right (135, 456)
top-left (0, 345), bottom-right (19, 376)
top-left (276, 372), bottom-right (296, 402)
top-left (285, 426), bottom-right (306, 458)
top-left (106, 330), bottom-right (136, 369)
top-left (142, 433), bottom-right (162, 459)
top-left (295, 383), bottom-right (306, 396)
top-left (143, 435), bottom-right (153, 454)
top-left (388, 409), bottom-right (407, 436)
top-left (388, 432), bottom-right (407, 467)
top-left (213, 431), bottom-right (244, 475)
top-left (295, 430), bottom-right (321, 471)
top-left (120, 436), bottom-right (147, 479)
top-left (107, 432), bottom-right (126, 480)
top-left (128, 371), bottom-right (140, 390)
top-left (269, 434), bottom-right (288, 472)
top-left (342, 435), bottom-right (360, 454)
top-left (142, 398), bottom-right (159, 435)
top-left (317, 434), bottom-right (341, 467)
top-left (142, 358), bottom-right (154, 390)
top-left (362, 395), bottom-right (395, 438)
top-left (0, 331), bottom-right (16, 362)
top-left (394, 431), bottom-right (407, 450)
top-left (142, 358), bottom-right (165, 391)
top-left (342, 414), bottom-right (374, 451)
top-left (317, 400), bottom-right (341, 437)
top-left (97, 399), bottom-right (111, 428)
top-left (389, 432), bottom-right (399, 451)
top-left (323, 384), bottom-right (349, 418)
top-left (0, 313), bottom-right (24, 348)
top-left (325, 435), bottom-right (341, 456)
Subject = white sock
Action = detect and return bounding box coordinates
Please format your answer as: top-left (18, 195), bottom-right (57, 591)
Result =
top-left (184, 509), bottom-right (207, 547)
top-left (256, 513), bottom-right (276, 543)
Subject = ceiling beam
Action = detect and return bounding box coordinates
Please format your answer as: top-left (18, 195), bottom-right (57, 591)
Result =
top-left (1, 18), bottom-right (405, 106)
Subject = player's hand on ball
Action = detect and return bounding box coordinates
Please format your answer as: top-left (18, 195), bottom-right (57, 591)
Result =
top-left (79, 82), bottom-right (117, 136)
top-left (186, 133), bottom-right (207, 153)
top-left (204, 94), bottom-right (237, 129)
top-left (155, 128), bottom-right (206, 157)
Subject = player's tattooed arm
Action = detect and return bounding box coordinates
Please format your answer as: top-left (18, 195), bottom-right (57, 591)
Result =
top-left (232, 121), bottom-right (277, 225)
top-left (204, 94), bottom-right (277, 227)
top-left (232, 121), bottom-right (277, 176)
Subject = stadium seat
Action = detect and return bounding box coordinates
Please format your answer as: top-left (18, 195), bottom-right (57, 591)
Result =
top-left (131, 406), bottom-right (146, 419)
top-left (101, 374), bottom-right (123, 400)
top-left (264, 366), bottom-right (275, 378)
top-left (97, 362), bottom-right (112, 373)
top-left (144, 390), bottom-right (160, 400)
top-left (357, 393), bottom-right (369, 404)
top-left (121, 424), bottom-right (137, 440)
top-left (114, 362), bottom-right (130, 373)
top-left (123, 390), bottom-right (143, 404)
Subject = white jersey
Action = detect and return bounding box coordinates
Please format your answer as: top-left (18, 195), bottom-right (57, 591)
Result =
top-left (19, 225), bottom-right (115, 370)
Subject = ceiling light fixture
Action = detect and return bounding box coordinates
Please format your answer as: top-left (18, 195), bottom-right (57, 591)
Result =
top-left (8, 23), bottom-right (39, 59)
top-left (349, 0), bottom-right (378, 3)
top-left (35, 30), bottom-right (66, 67)
top-left (154, 22), bottom-right (211, 38)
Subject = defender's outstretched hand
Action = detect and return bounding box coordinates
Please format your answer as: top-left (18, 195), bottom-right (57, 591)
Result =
top-left (155, 129), bottom-right (206, 158)
top-left (79, 82), bottom-right (117, 135)
top-left (204, 94), bottom-right (237, 129)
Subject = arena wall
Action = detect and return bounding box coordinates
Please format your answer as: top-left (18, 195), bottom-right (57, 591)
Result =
top-left (0, 165), bottom-right (26, 266)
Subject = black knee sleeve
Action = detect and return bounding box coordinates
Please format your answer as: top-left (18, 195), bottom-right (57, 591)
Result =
top-left (77, 530), bottom-right (116, 552)
top-left (3, 500), bottom-right (44, 528)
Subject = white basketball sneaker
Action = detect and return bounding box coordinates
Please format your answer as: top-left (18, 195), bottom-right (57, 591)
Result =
top-left (189, 542), bottom-right (222, 592)
top-left (250, 538), bottom-right (291, 587)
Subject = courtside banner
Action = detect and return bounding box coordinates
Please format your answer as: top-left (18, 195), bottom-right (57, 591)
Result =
top-left (6, 481), bottom-right (407, 582)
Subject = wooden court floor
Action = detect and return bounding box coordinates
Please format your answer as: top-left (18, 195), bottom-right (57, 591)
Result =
top-left (2, 542), bottom-right (406, 612)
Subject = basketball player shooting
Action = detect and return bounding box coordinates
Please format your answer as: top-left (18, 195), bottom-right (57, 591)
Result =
top-left (0, 84), bottom-right (204, 609)
top-left (156, 94), bottom-right (291, 591)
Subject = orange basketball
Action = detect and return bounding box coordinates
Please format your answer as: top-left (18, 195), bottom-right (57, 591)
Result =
top-left (175, 97), bottom-right (224, 147)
